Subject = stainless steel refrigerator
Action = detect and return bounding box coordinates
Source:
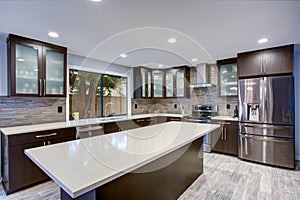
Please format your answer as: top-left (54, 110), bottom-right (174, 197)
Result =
top-left (238, 75), bottom-right (295, 169)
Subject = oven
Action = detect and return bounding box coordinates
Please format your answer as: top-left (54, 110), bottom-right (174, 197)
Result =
top-left (183, 105), bottom-right (217, 152)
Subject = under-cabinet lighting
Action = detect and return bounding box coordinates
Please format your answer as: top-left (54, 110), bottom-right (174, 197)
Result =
top-left (257, 38), bottom-right (268, 44)
top-left (48, 31), bottom-right (59, 38)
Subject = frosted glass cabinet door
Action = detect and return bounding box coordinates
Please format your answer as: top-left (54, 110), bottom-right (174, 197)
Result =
top-left (153, 71), bottom-right (163, 98)
top-left (176, 70), bottom-right (185, 97)
top-left (45, 49), bottom-right (65, 95)
top-left (15, 44), bottom-right (40, 95)
top-left (166, 71), bottom-right (174, 97)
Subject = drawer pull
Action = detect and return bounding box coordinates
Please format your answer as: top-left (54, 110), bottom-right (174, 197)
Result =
top-left (36, 133), bottom-right (57, 138)
top-left (170, 118), bottom-right (180, 121)
top-left (217, 122), bottom-right (231, 125)
top-left (136, 119), bottom-right (145, 122)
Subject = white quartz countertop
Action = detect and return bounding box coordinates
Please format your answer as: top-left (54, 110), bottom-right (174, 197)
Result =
top-left (211, 116), bottom-right (238, 121)
top-left (25, 122), bottom-right (220, 198)
top-left (0, 113), bottom-right (185, 136)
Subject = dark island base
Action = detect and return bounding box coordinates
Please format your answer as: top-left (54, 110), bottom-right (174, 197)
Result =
top-left (61, 137), bottom-right (203, 200)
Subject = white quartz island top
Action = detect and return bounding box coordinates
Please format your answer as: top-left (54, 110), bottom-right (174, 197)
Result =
top-left (25, 122), bottom-right (220, 198)
top-left (1, 113), bottom-right (185, 135)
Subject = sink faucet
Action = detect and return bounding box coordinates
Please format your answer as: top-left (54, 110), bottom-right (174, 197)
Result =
top-left (104, 102), bottom-right (115, 118)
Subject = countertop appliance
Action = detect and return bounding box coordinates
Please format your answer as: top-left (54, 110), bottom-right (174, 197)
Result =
top-left (183, 105), bottom-right (218, 152)
top-left (238, 75), bottom-right (295, 169)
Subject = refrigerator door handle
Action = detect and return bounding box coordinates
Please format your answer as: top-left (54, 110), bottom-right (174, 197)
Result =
top-left (240, 134), bottom-right (291, 143)
top-left (221, 126), bottom-right (224, 140)
top-left (241, 124), bottom-right (292, 130)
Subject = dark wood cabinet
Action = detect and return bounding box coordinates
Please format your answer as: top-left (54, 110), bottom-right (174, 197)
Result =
top-left (1, 127), bottom-right (76, 194)
top-left (7, 34), bottom-right (67, 97)
top-left (237, 44), bottom-right (293, 78)
top-left (134, 66), bottom-right (190, 99)
top-left (211, 120), bottom-right (238, 156)
top-left (217, 58), bottom-right (237, 96)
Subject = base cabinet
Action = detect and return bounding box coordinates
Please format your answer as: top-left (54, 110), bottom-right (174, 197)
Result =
top-left (1, 128), bottom-right (76, 194)
top-left (211, 120), bottom-right (238, 156)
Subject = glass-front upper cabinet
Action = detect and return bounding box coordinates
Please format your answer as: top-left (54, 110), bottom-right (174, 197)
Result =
top-left (165, 71), bottom-right (174, 97)
top-left (152, 70), bottom-right (164, 98)
top-left (176, 70), bottom-right (185, 97)
top-left (44, 48), bottom-right (66, 95)
top-left (7, 34), bottom-right (67, 97)
top-left (217, 58), bottom-right (238, 96)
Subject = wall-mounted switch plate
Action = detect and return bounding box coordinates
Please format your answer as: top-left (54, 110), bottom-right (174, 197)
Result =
top-left (135, 104), bottom-right (138, 109)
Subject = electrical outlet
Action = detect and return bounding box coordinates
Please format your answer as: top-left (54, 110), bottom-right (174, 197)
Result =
top-left (174, 104), bottom-right (177, 109)
top-left (57, 106), bottom-right (63, 113)
top-left (226, 104), bottom-right (230, 109)
top-left (134, 104), bottom-right (138, 109)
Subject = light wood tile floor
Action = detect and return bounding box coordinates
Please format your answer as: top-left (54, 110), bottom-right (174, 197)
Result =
top-left (0, 153), bottom-right (299, 200)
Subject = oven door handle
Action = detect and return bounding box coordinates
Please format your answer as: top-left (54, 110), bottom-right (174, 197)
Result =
top-left (239, 134), bottom-right (291, 143)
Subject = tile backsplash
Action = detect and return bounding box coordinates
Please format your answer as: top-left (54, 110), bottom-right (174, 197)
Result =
top-left (0, 97), bottom-right (66, 127)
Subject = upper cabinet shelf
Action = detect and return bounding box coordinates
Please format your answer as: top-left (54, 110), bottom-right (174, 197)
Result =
top-left (217, 58), bottom-right (238, 96)
top-left (7, 34), bottom-right (67, 97)
top-left (134, 66), bottom-right (190, 99)
top-left (237, 44), bottom-right (294, 78)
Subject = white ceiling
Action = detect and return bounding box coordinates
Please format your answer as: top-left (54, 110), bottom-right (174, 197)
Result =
top-left (0, 0), bottom-right (299, 68)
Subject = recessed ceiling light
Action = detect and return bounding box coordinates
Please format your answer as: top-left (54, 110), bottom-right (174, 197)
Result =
top-left (192, 58), bottom-right (198, 62)
top-left (91, 0), bottom-right (102, 2)
top-left (120, 53), bottom-right (127, 58)
top-left (258, 38), bottom-right (268, 44)
top-left (48, 31), bottom-right (59, 38)
top-left (168, 37), bottom-right (177, 44)
top-left (158, 64), bottom-right (164, 68)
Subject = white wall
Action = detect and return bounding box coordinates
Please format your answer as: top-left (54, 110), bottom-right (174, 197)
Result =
top-left (294, 50), bottom-right (300, 160)
top-left (0, 40), bottom-right (7, 96)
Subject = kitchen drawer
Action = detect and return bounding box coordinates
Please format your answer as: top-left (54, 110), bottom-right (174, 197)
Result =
top-left (166, 117), bottom-right (182, 122)
top-left (8, 127), bottom-right (76, 146)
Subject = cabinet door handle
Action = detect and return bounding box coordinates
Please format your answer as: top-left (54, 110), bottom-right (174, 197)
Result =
top-left (221, 127), bottom-right (224, 140)
top-left (224, 127), bottom-right (227, 141)
top-left (39, 79), bottom-right (42, 96)
top-left (136, 119), bottom-right (145, 122)
top-left (36, 133), bottom-right (57, 138)
top-left (43, 141), bottom-right (46, 146)
top-left (43, 79), bottom-right (46, 96)
top-left (48, 141), bottom-right (51, 145)
top-left (264, 59), bottom-right (267, 74)
top-left (260, 59), bottom-right (263, 74)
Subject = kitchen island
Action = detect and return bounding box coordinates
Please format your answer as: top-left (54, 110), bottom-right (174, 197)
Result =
top-left (25, 122), bottom-right (220, 200)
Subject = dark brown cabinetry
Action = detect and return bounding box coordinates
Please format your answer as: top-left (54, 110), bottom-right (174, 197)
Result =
top-left (134, 66), bottom-right (190, 99)
top-left (217, 58), bottom-right (237, 96)
top-left (1, 127), bottom-right (76, 194)
top-left (237, 44), bottom-right (293, 78)
top-left (211, 120), bottom-right (238, 156)
top-left (7, 34), bottom-right (67, 97)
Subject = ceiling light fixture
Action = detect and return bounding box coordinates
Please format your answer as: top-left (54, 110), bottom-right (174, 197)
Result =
top-left (257, 38), bottom-right (268, 44)
top-left (168, 37), bottom-right (177, 44)
top-left (192, 58), bottom-right (198, 62)
top-left (48, 31), bottom-right (59, 38)
top-left (158, 64), bottom-right (164, 68)
top-left (91, 0), bottom-right (102, 2)
top-left (120, 53), bottom-right (127, 58)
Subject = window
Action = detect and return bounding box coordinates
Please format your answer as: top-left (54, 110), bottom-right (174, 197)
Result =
top-left (69, 70), bottom-right (127, 119)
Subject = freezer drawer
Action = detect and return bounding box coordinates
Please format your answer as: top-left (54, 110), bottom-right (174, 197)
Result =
top-left (239, 134), bottom-right (294, 169)
top-left (239, 123), bottom-right (294, 138)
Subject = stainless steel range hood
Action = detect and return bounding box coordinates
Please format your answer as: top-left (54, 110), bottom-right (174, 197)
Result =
top-left (190, 63), bottom-right (215, 88)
